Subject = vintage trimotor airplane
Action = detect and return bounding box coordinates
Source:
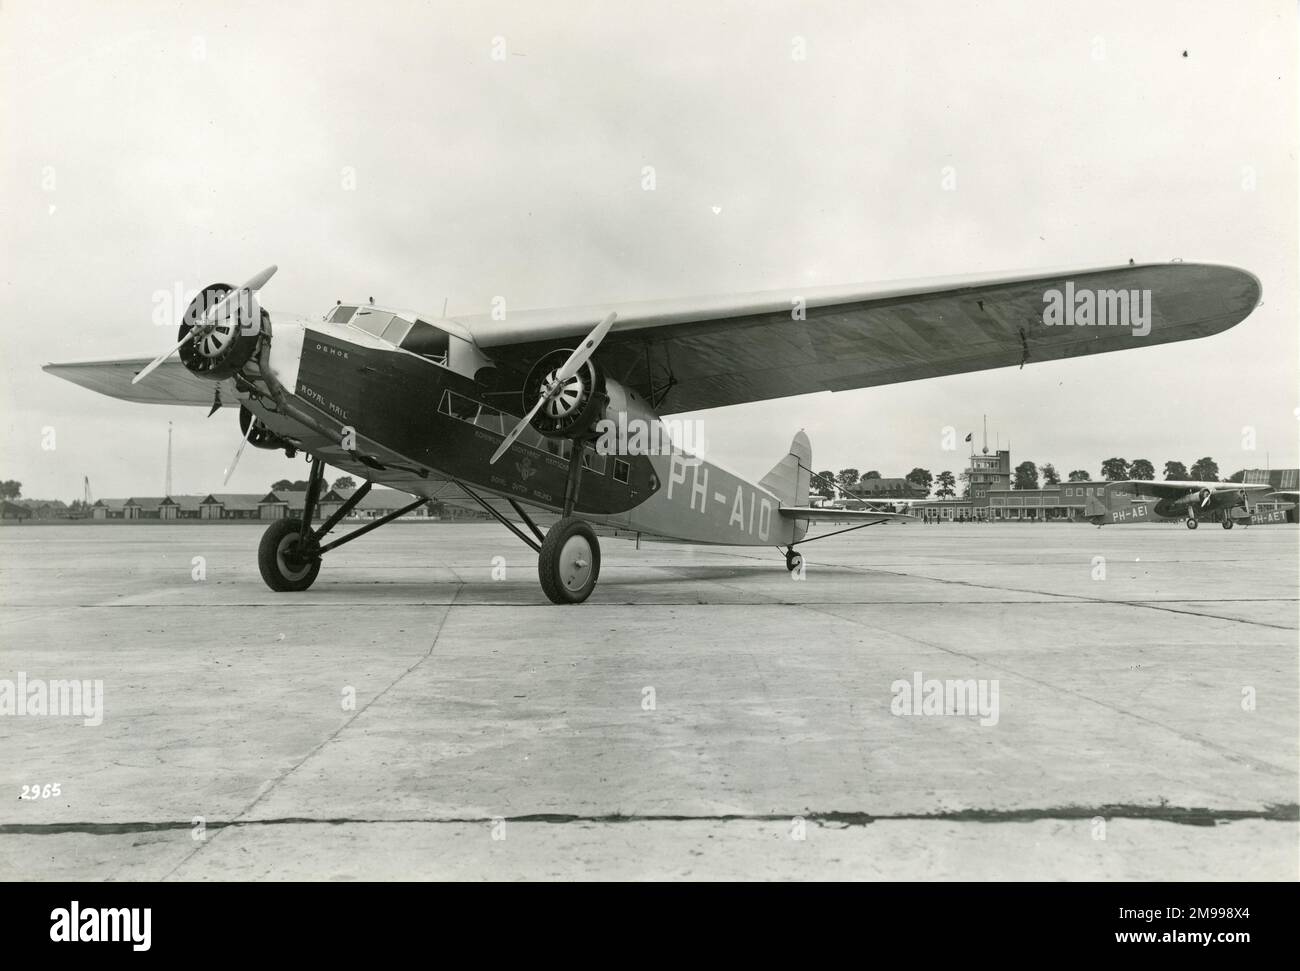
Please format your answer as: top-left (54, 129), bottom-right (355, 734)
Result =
top-left (1083, 479), bottom-right (1283, 528)
top-left (45, 260), bottom-right (1260, 602)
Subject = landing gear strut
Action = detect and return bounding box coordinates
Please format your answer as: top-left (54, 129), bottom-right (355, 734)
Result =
top-left (785, 548), bottom-right (803, 572)
top-left (537, 446), bottom-right (602, 603)
top-left (455, 441), bottom-right (604, 604)
top-left (256, 456), bottom-right (427, 592)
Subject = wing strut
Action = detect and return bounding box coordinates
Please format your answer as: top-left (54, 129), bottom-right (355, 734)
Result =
top-left (788, 519), bottom-right (891, 547)
top-left (454, 480), bottom-right (542, 554)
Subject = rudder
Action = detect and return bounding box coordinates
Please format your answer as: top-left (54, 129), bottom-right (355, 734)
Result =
top-left (759, 431), bottom-right (812, 507)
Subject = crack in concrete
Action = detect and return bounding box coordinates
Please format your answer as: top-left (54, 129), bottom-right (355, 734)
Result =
top-left (156, 586), bottom-right (462, 880)
top-left (714, 551), bottom-right (1299, 631)
top-left (648, 559), bottom-right (1296, 780)
top-left (4, 803), bottom-right (1295, 835)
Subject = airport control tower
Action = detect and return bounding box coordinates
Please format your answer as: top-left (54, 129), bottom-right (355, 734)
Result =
top-left (961, 417), bottom-right (1011, 505)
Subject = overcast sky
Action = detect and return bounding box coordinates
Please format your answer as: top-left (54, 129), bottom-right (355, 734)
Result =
top-left (2, 0), bottom-right (1296, 500)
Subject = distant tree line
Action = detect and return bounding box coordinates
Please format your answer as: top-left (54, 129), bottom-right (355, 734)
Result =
top-left (811, 455), bottom-right (1246, 500)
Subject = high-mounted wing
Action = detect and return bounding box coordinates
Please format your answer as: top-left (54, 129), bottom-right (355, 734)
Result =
top-left (1115, 480), bottom-right (1272, 499)
top-left (42, 358), bottom-right (236, 407)
top-left (461, 262), bottom-right (1260, 414)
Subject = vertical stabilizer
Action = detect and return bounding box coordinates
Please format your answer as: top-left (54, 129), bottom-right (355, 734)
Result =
top-left (759, 430), bottom-right (812, 507)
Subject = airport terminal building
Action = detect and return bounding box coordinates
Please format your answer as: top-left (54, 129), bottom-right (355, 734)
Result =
top-left (913, 452), bottom-right (1299, 522)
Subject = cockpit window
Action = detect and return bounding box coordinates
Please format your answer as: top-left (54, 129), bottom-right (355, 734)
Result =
top-left (381, 317), bottom-right (412, 344)
top-left (333, 306), bottom-right (449, 364)
top-left (352, 308), bottom-right (393, 338)
top-left (399, 320), bottom-right (450, 365)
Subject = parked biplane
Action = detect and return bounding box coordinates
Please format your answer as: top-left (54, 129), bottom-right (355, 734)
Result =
top-left (46, 261), bottom-right (1260, 602)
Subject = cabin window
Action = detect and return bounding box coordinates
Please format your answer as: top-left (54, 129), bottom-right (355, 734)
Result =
top-left (581, 446), bottom-right (606, 475)
top-left (613, 460), bottom-right (630, 484)
top-left (437, 389), bottom-right (561, 456)
top-left (328, 305), bottom-right (356, 324)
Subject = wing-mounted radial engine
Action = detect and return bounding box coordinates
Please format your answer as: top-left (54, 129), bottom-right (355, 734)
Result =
top-left (491, 312), bottom-right (618, 465)
top-left (130, 266), bottom-right (284, 484)
top-left (521, 348), bottom-right (608, 440)
top-left (132, 265), bottom-right (278, 387)
top-left (176, 282), bottom-right (270, 379)
top-left (489, 312), bottom-right (619, 605)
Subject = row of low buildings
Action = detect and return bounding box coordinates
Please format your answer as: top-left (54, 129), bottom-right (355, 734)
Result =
top-left (905, 451), bottom-right (1298, 522)
top-left (88, 487), bottom-right (457, 522)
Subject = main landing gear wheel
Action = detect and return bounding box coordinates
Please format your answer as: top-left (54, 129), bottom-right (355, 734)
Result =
top-left (538, 516), bottom-right (600, 604)
top-left (1185, 517), bottom-right (1198, 530)
top-left (785, 549), bottom-right (803, 572)
top-left (1222, 518), bottom-right (1234, 529)
top-left (258, 518), bottom-right (321, 592)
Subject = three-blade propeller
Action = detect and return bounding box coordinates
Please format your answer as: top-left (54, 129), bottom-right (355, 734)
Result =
top-left (132, 265), bottom-right (278, 385)
top-left (489, 312), bottom-right (617, 465)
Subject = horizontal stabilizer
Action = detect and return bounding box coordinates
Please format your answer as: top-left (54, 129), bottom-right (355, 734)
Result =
top-left (779, 506), bottom-right (914, 524)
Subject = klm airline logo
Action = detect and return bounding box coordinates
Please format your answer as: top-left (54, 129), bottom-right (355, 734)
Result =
top-left (515, 456), bottom-right (537, 482)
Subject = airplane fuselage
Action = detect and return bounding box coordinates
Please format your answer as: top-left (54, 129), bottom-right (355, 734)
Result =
top-left (246, 315), bottom-right (798, 546)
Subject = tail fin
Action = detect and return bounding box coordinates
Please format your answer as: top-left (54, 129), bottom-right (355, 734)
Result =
top-left (759, 431), bottom-right (812, 507)
top-left (1083, 494), bottom-right (1109, 524)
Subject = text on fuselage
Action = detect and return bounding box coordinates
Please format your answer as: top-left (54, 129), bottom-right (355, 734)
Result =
top-left (666, 454), bottom-right (772, 540)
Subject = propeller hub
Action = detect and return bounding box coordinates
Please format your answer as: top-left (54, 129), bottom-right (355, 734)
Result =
top-left (541, 368), bottom-right (587, 419)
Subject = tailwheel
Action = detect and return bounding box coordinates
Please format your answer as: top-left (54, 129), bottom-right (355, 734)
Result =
top-left (1221, 518), bottom-right (1234, 530)
top-left (258, 518), bottom-right (321, 591)
top-left (785, 549), bottom-right (803, 573)
top-left (538, 516), bottom-right (600, 604)
top-left (1185, 517), bottom-right (1198, 530)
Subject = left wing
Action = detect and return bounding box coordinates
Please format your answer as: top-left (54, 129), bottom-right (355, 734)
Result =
top-left (462, 261), bottom-right (1260, 414)
top-left (42, 358), bottom-right (236, 407)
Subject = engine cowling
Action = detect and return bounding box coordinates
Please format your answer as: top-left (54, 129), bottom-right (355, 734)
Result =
top-left (178, 283), bottom-right (268, 380)
top-left (238, 405), bottom-right (293, 452)
top-left (522, 348), bottom-right (607, 439)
